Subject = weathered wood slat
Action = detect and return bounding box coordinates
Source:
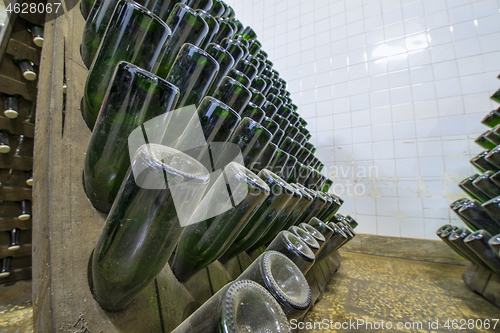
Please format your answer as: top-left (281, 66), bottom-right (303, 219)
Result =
top-left (0, 218), bottom-right (32, 232)
top-left (0, 186), bottom-right (32, 201)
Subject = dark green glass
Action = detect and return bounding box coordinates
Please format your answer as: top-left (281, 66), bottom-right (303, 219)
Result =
top-left (317, 223), bottom-right (348, 260)
top-left (81, 0), bottom-right (96, 19)
top-left (290, 161), bottom-right (310, 184)
top-left (207, 0), bottom-right (225, 16)
top-left (251, 75), bottom-right (268, 94)
top-left (482, 108), bottom-right (500, 128)
top-left (197, 10), bottom-right (219, 50)
top-left (82, 0), bottom-right (172, 129)
top-left (491, 170), bottom-right (500, 188)
top-left (299, 126), bottom-right (311, 140)
top-left (493, 125), bottom-right (500, 137)
top-left (450, 199), bottom-right (477, 230)
top-left (304, 168), bottom-right (322, 190)
top-left (316, 174), bottom-right (327, 192)
top-left (459, 200), bottom-right (500, 235)
top-left (294, 132), bottom-right (306, 146)
top-left (268, 86), bottom-right (280, 97)
top-left (281, 155), bottom-right (297, 181)
top-left (464, 230), bottom-right (500, 275)
top-left (305, 142), bottom-right (315, 154)
top-left (459, 174), bottom-right (491, 203)
top-left (281, 186), bottom-right (314, 231)
top-left (449, 228), bottom-right (489, 268)
top-left (268, 149), bottom-right (289, 176)
top-left (262, 67), bottom-right (273, 79)
top-left (437, 226), bottom-right (468, 260)
top-left (225, 4), bottom-right (235, 18)
top-left (299, 224), bottom-right (326, 253)
top-left (224, 117), bottom-right (273, 168)
top-left (472, 171), bottom-right (500, 199)
top-left (265, 231), bottom-right (315, 274)
top-left (171, 280), bottom-right (290, 333)
top-left (267, 93), bottom-right (284, 110)
top-left (299, 118), bottom-right (307, 127)
top-left (184, 0), bottom-right (213, 11)
top-left (279, 137), bottom-right (301, 156)
top-left (277, 105), bottom-right (292, 119)
top-left (241, 26), bottom-right (257, 40)
top-left (285, 126), bottom-right (299, 141)
top-left (249, 143), bottom-right (277, 173)
top-left (309, 217), bottom-right (334, 243)
top-left (241, 102), bottom-right (265, 123)
top-left (91, 144), bottom-right (210, 311)
top-left (232, 39), bottom-right (249, 59)
top-left (260, 75), bottom-right (273, 96)
top-left (337, 221), bottom-right (356, 243)
top-left (84, 62), bottom-right (180, 213)
top-left (482, 197), bottom-right (500, 228)
top-left (294, 188), bottom-right (327, 225)
top-left (219, 170), bottom-right (295, 262)
top-left (486, 130), bottom-right (500, 145)
top-left (140, 0), bottom-right (185, 20)
top-left (156, 4), bottom-right (209, 78)
top-left (234, 59), bottom-right (258, 81)
top-left (475, 131), bottom-right (497, 150)
top-left (227, 68), bottom-right (251, 87)
top-left (171, 162), bottom-right (270, 281)
top-left (212, 19), bottom-right (235, 44)
top-left (205, 43), bottom-right (235, 95)
top-left (471, 151), bottom-right (500, 173)
top-left (288, 226), bottom-right (320, 254)
top-left (271, 128), bottom-right (285, 146)
top-left (246, 54), bottom-right (264, 77)
top-left (248, 40), bottom-right (262, 58)
top-left (225, 17), bottom-right (238, 34)
top-left (489, 235), bottom-right (500, 257)
top-left (260, 117), bottom-right (279, 136)
top-left (491, 89), bottom-right (500, 104)
top-left (249, 87), bottom-right (266, 107)
top-left (288, 113), bottom-right (299, 127)
top-left (211, 76), bottom-right (251, 114)
top-left (166, 43), bottom-right (219, 108)
top-left (233, 35), bottom-right (249, 48)
top-left (229, 18), bottom-right (244, 34)
top-left (316, 193), bottom-right (333, 220)
top-left (262, 101), bottom-right (277, 118)
top-left (272, 114), bottom-right (290, 132)
top-left (81, 0), bottom-right (120, 69)
top-left (2, 94), bottom-right (21, 119)
top-left (322, 179), bottom-right (333, 193)
top-left (259, 50), bottom-right (268, 60)
top-left (486, 146), bottom-right (500, 169)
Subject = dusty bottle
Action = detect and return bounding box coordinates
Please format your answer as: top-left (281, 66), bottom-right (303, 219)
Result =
top-left (83, 62), bottom-right (179, 213)
top-left (90, 144), bottom-right (209, 312)
top-left (482, 108), bottom-right (500, 128)
top-left (482, 197), bottom-right (500, 227)
top-left (266, 231), bottom-right (316, 274)
top-left (280, 186), bottom-right (314, 230)
top-left (171, 162), bottom-right (270, 281)
top-left (488, 235), bottom-right (500, 257)
top-left (249, 142), bottom-right (277, 173)
top-left (81, 0), bottom-right (96, 19)
top-left (449, 228), bottom-right (489, 268)
top-left (471, 151), bottom-right (500, 173)
top-left (299, 223), bottom-right (326, 254)
top-left (13, 57), bottom-right (36, 81)
top-left (211, 76), bottom-right (251, 114)
top-left (18, 200), bottom-right (31, 220)
top-left (267, 149), bottom-right (289, 176)
top-left (472, 171), bottom-right (500, 199)
top-left (437, 225), bottom-right (469, 260)
top-left (294, 187), bottom-right (326, 225)
top-left (288, 226), bottom-right (320, 254)
top-left (0, 257), bottom-right (11, 279)
top-left (317, 223), bottom-right (348, 260)
top-left (486, 146), bottom-right (500, 169)
top-left (236, 251), bottom-right (311, 319)
top-left (8, 228), bottom-right (21, 251)
top-left (219, 170), bottom-right (295, 262)
top-left (281, 155), bottom-right (298, 181)
top-left (459, 174), bottom-right (491, 203)
top-left (475, 131), bottom-right (497, 150)
top-left (82, 0), bottom-right (172, 129)
top-left (458, 200), bottom-right (500, 235)
top-left (2, 94), bottom-right (21, 119)
top-left (464, 230), bottom-right (500, 275)
top-left (171, 280), bottom-right (291, 333)
top-left (308, 217), bottom-right (334, 243)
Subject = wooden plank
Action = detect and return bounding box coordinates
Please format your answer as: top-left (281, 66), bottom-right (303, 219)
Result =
top-left (237, 251), bottom-right (254, 272)
top-left (222, 256), bottom-right (242, 281)
top-left (206, 261), bottom-right (232, 294)
top-left (0, 169), bottom-right (32, 188)
top-left (0, 186), bottom-right (32, 201)
top-left (0, 155), bottom-right (34, 170)
top-left (0, 245), bottom-right (32, 258)
top-left (0, 117), bottom-right (35, 137)
top-left (0, 267), bottom-right (32, 284)
top-left (181, 268), bottom-right (213, 307)
top-left (0, 218), bottom-right (32, 232)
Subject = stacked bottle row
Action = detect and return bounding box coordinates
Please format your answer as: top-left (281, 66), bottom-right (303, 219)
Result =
top-left (441, 74), bottom-right (500, 275)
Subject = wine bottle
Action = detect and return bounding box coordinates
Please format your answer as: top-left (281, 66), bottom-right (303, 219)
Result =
top-left (267, 149), bottom-right (289, 176)
top-left (437, 225), bottom-right (469, 260)
top-left (235, 58), bottom-right (258, 81)
top-left (165, 43), bottom-right (219, 108)
top-left (248, 88), bottom-right (266, 108)
top-left (320, 194), bottom-right (342, 222)
top-left (304, 169), bottom-right (322, 190)
top-left (81, 0), bottom-right (96, 19)
top-left (491, 89), bottom-right (500, 104)
top-left (219, 170), bottom-right (295, 263)
top-left (280, 186), bottom-right (314, 230)
top-left (0, 257), bottom-right (11, 278)
top-left (91, 144), bottom-right (210, 312)
top-left (322, 179), bottom-right (333, 193)
top-left (81, 0), bottom-right (119, 69)
top-left (83, 0), bottom-right (173, 129)
top-left (227, 68), bottom-right (251, 87)
top-left (285, 126), bottom-right (299, 142)
top-left (171, 280), bottom-right (291, 333)
top-left (2, 94), bottom-right (20, 119)
top-left (251, 75), bottom-right (269, 95)
top-left (207, 0), bottom-right (225, 17)
top-left (8, 228), bottom-right (21, 251)
top-left (288, 226), bottom-right (320, 254)
top-left (261, 100), bottom-right (278, 119)
top-left (84, 62), bottom-right (180, 213)
top-left (317, 223), bottom-right (349, 260)
top-left (296, 147), bottom-right (311, 164)
top-left (299, 223), bottom-right (326, 255)
top-left (26, 23), bottom-right (44, 47)
top-left (294, 187), bottom-right (326, 225)
top-left (240, 102), bottom-right (265, 124)
top-left (271, 128), bottom-right (285, 146)
top-left (211, 19), bottom-right (234, 45)
top-left (471, 151), bottom-right (500, 173)
top-left (337, 221), bottom-right (355, 243)
top-left (236, 251), bottom-right (311, 320)
top-left (249, 142), bottom-right (277, 172)
top-left (229, 18), bottom-right (244, 34)
top-left (260, 117), bottom-right (279, 136)
top-left (486, 146), bottom-right (500, 169)
top-left (290, 162), bottom-right (311, 184)
top-left (281, 155), bottom-right (297, 181)
top-left (184, 0), bottom-right (213, 11)
top-left (464, 230), bottom-right (500, 275)
top-left (203, 44), bottom-right (234, 95)
top-left (449, 228), bottom-right (490, 268)
top-left (171, 162), bottom-right (270, 282)
top-left (13, 57), bottom-right (36, 81)
top-left (482, 197), bottom-right (500, 227)
top-left (247, 39), bottom-right (262, 57)
top-left (458, 175), bottom-right (490, 203)
top-left (224, 4), bottom-right (235, 18)
top-left (156, 4), bottom-right (209, 78)
top-left (472, 171), bottom-right (500, 199)
top-left (300, 127), bottom-right (312, 140)
top-left (246, 54), bottom-right (264, 77)
top-left (288, 113), bottom-right (299, 127)
top-left (259, 49), bottom-right (268, 60)
top-left (26, 170), bottom-right (33, 187)
top-left (241, 26), bottom-right (257, 40)
top-left (486, 130), bottom-right (500, 146)
top-left (197, 10), bottom-right (219, 50)
top-left (482, 108), bottom-right (500, 128)
top-left (265, 231), bottom-right (315, 274)
top-left (18, 200), bottom-right (31, 220)
top-left (458, 200), bottom-right (500, 235)
top-left (488, 235), bottom-right (500, 257)
top-left (267, 93), bottom-right (284, 110)
top-left (272, 114), bottom-right (290, 133)
top-left (491, 171), bottom-right (500, 188)
top-left (211, 76), bottom-right (251, 115)
top-left (475, 131), bottom-right (497, 150)
top-left (308, 217), bottom-right (334, 242)
top-left (450, 199), bottom-right (474, 228)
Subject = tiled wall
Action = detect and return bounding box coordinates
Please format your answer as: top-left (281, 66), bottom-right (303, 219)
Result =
top-left (225, 0), bottom-right (500, 240)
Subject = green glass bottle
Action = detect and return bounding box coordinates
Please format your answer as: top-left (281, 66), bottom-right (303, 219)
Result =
top-left (271, 128), bottom-right (285, 146)
top-left (299, 224), bottom-right (326, 253)
top-left (219, 170), bottom-right (295, 263)
top-left (0, 131), bottom-right (10, 154)
top-left (265, 231), bottom-right (315, 274)
top-left (241, 26), bottom-right (257, 40)
top-left (205, 43), bottom-right (235, 95)
top-left (82, 0), bottom-right (172, 129)
top-left (481, 108), bottom-right (500, 128)
top-left (288, 113), bottom-right (299, 127)
top-left (2, 94), bottom-right (21, 119)
top-left (184, 0), bottom-right (213, 11)
top-left (207, 0), bottom-right (225, 17)
top-left (13, 57), bottom-right (36, 81)
top-left (249, 87), bottom-right (266, 107)
top-left (212, 19), bottom-right (235, 44)
top-left (219, 38), bottom-right (244, 67)
top-left (482, 197), bottom-right (500, 227)
top-left (259, 49), bottom-right (268, 60)
top-left (296, 147), bottom-right (311, 164)
top-left (227, 68), bottom-right (251, 87)
top-left (262, 100), bottom-right (278, 118)
top-left (91, 144), bottom-right (210, 312)
top-left (171, 162), bottom-right (270, 281)
top-left (308, 217), bottom-right (334, 243)
top-left (247, 39), bottom-right (262, 57)
top-left (250, 75), bottom-right (269, 95)
top-left (318, 223), bottom-right (348, 260)
top-left (491, 89), bottom-right (500, 104)
top-left (81, 0), bottom-right (96, 19)
top-left (322, 179), bottom-right (333, 193)
top-left (485, 130), bottom-right (500, 145)
top-left (459, 174), bottom-right (490, 203)
top-left (475, 131), bottom-right (497, 150)
top-left (293, 187), bottom-right (326, 226)
top-left (84, 62), bottom-right (180, 213)
top-left (288, 226), bottom-right (320, 254)
top-left (267, 93), bottom-right (284, 110)
top-left (450, 199), bottom-right (475, 228)
top-left (211, 76), bottom-right (251, 114)
top-left (81, 0), bottom-right (119, 68)
top-left (223, 117), bottom-right (273, 168)
top-left (304, 168), bottom-right (322, 190)
top-left (491, 170), bottom-right (500, 188)
top-left (197, 10), bottom-right (219, 50)
top-left (230, 18), bottom-right (244, 34)
top-left (272, 114), bottom-right (290, 132)
top-left (224, 4), bottom-right (235, 17)
top-left (458, 200), bottom-right (500, 235)
top-left (0, 257), bottom-right (11, 279)
top-left (267, 149), bottom-right (289, 176)
top-left (235, 59), bottom-right (258, 81)
top-left (279, 137), bottom-right (300, 156)
top-left (294, 132), bottom-right (306, 146)
top-left (260, 117), bottom-right (279, 136)
top-left (285, 126), bottom-right (299, 141)
top-left (281, 186), bottom-right (314, 230)
top-left (171, 280), bottom-right (291, 333)
top-left (141, 0), bottom-right (185, 20)
top-left (486, 146), bottom-right (500, 169)
top-left (166, 43), bottom-right (219, 108)
top-left (448, 228), bottom-right (490, 268)
top-left (156, 4), bottom-right (209, 78)
top-left (240, 102), bottom-right (265, 123)
top-left (472, 171), bottom-right (500, 199)
top-left (464, 230), bottom-right (500, 275)
top-left (268, 86), bottom-right (281, 97)
top-left (277, 105), bottom-right (292, 119)
top-left (304, 142), bottom-right (315, 153)
top-left (249, 143), bottom-right (277, 172)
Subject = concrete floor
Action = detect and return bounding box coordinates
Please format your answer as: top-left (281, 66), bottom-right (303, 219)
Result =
top-left (1, 252), bottom-right (499, 332)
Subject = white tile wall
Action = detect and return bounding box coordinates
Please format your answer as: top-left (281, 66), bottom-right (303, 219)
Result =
top-left (226, 0), bottom-right (500, 240)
